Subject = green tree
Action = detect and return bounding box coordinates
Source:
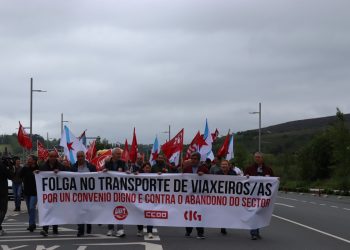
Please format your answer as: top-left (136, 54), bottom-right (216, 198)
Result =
top-left (329, 108), bottom-right (350, 189)
top-left (297, 133), bottom-right (332, 181)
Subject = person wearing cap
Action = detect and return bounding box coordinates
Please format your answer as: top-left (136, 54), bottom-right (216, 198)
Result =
top-left (244, 152), bottom-right (274, 240)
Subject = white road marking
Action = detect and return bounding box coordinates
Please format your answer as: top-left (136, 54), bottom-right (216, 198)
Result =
top-left (319, 204), bottom-right (326, 206)
top-left (274, 203), bottom-right (295, 208)
top-left (343, 208), bottom-right (350, 211)
top-left (273, 214), bottom-right (350, 244)
top-left (77, 242), bottom-right (163, 250)
top-left (0, 235), bottom-right (133, 242)
top-left (331, 206), bottom-right (339, 209)
top-left (0, 234), bottom-right (105, 239)
top-left (277, 197), bottom-right (298, 201)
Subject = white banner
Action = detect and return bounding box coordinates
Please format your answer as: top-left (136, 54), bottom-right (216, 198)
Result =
top-left (35, 172), bottom-right (279, 229)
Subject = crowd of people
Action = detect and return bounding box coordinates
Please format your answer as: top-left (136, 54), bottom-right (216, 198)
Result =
top-left (0, 149), bottom-right (273, 240)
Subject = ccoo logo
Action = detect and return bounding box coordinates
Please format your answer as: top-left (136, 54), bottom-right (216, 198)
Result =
top-left (184, 210), bottom-right (202, 221)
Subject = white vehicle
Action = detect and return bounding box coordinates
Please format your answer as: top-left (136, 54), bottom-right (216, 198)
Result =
top-left (8, 179), bottom-right (13, 200)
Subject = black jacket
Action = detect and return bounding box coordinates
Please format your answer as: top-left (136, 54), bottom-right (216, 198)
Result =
top-left (19, 165), bottom-right (39, 196)
top-left (104, 159), bottom-right (127, 172)
top-left (71, 161), bottom-right (96, 172)
top-left (39, 160), bottom-right (65, 172)
top-left (0, 162), bottom-right (14, 197)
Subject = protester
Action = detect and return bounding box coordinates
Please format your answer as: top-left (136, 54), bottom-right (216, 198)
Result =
top-left (62, 158), bottom-right (71, 170)
top-left (71, 151), bottom-right (96, 237)
top-left (182, 152), bottom-right (208, 239)
top-left (38, 151), bottom-right (65, 237)
top-left (12, 158), bottom-right (23, 211)
top-left (204, 158), bottom-right (212, 170)
top-left (168, 162), bottom-right (179, 173)
top-left (151, 155), bottom-right (169, 174)
top-left (230, 160), bottom-right (243, 176)
top-left (0, 156), bottom-right (15, 236)
top-left (244, 152), bottom-right (274, 240)
top-left (130, 153), bottom-right (143, 173)
top-left (209, 157), bottom-right (221, 174)
top-left (216, 159), bottom-right (237, 235)
top-left (135, 162), bottom-right (155, 238)
top-left (103, 147), bottom-right (127, 237)
top-left (19, 155), bottom-right (39, 232)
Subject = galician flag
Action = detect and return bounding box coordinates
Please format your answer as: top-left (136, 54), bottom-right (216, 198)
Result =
top-left (149, 136), bottom-right (160, 166)
top-left (60, 125), bottom-right (87, 164)
top-left (199, 119), bottom-right (214, 161)
top-left (226, 134), bottom-right (234, 160)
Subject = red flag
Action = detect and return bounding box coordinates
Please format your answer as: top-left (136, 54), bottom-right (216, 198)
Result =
top-left (37, 141), bottom-right (49, 160)
top-left (161, 128), bottom-right (184, 159)
top-left (211, 128), bottom-right (219, 141)
top-left (217, 131), bottom-right (231, 158)
top-left (129, 128), bottom-right (138, 163)
top-left (91, 149), bottom-right (112, 171)
top-left (185, 131), bottom-right (207, 160)
top-left (121, 139), bottom-right (130, 162)
top-left (86, 140), bottom-right (97, 162)
top-left (17, 121), bottom-right (33, 150)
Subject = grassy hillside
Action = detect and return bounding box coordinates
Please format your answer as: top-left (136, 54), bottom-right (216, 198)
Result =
top-left (217, 114), bottom-right (350, 155)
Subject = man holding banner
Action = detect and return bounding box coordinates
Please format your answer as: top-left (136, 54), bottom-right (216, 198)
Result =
top-left (182, 152), bottom-right (209, 239)
top-left (39, 151), bottom-right (65, 237)
top-left (71, 151), bottom-right (96, 237)
top-left (103, 147), bottom-right (128, 237)
top-left (244, 152), bottom-right (274, 240)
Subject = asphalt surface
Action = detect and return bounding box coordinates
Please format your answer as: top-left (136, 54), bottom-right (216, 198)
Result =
top-left (1, 192), bottom-right (349, 250)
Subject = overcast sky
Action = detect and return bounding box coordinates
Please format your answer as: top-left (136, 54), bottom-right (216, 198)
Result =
top-left (0, 0), bottom-right (349, 144)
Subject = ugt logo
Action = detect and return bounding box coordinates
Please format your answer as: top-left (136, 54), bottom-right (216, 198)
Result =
top-left (184, 210), bottom-right (202, 221)
top-left (113, 206), bottom-right (128, 220)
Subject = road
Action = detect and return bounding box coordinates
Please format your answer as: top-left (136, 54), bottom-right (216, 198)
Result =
top-left (1, 192), bottom-right (349, 250)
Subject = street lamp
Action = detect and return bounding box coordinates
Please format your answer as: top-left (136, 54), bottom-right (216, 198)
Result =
top-left (249, 102), bottom-right (262, 153)
top-left (162, 125), bottom-right (171, 141)
top-left (60, 113), bottom-right (69, 135)
top-left (30, 77), bottom-right (47, 139)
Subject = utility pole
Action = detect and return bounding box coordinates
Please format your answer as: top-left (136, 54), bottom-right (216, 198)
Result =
top-left (249, 102), bottom-right (262, 153)
top-left (29, 77), bottom-right (46, 140)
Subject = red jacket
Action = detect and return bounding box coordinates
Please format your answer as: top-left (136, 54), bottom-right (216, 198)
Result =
top-left (244, 163), bottom-right (274, 177)
top-left (183, 165), bottom-right (209, 174)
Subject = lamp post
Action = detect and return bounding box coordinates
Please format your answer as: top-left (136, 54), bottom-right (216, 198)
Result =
top-left (60, 113), bottom-right (69, 135)
top-left (30, 77), bottom-right (47, 139)
top-left (162, 125), bottom-right (171, 141)
top-left (249, 102), bottom-right (262, 153)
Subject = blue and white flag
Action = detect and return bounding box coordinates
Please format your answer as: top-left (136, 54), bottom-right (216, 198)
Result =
top-left (149, 136), bottom-right (160, 166)
top-left (226, 134), bottom-right (234, 160)
top-left (199, 119), bottom-right (214, 161)
top-left (79, 130), bottom-right (87, 147)
top-left (60, 126), bottom-right (87, 164)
